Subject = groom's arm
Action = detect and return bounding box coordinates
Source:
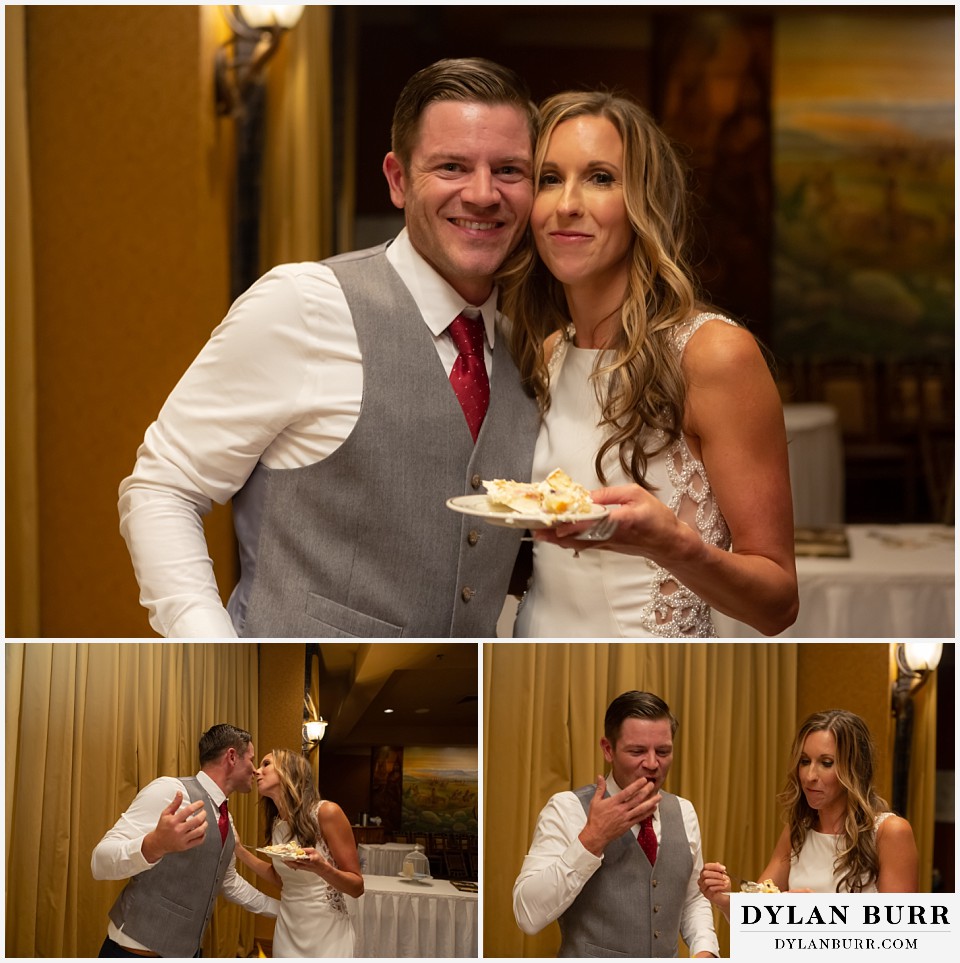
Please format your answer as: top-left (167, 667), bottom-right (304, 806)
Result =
top-left (221, 861), bottom-right (280, 917)
top-left (512, 792), bottom-right (601, 935)
top-left (91, 777), bottom-right (190, 879)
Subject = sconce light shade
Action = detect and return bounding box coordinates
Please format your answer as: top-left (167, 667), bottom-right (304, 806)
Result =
top-left (899, 641), bottom-right (943, 674)
top-left (215, 5), bottom-right (305, 117)
top-left (303, 718), bottom-right (328, 744)
top-left (239, 5), bottom-right (304, 30)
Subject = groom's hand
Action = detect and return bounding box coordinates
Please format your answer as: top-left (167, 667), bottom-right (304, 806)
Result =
top-left (141, 792), bottom-right (208, 864)
top-left (578, 774), bottom-right (660, 856)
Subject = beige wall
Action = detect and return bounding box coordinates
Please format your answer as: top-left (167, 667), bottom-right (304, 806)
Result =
top-left (258, 643), bottom-right (306, 760)
top-left (19, 6), bottom-right (236, 636)
top-left (254, 642), bottom-right (306, 944)
top-left (796, 642), bottom-right (893, 800)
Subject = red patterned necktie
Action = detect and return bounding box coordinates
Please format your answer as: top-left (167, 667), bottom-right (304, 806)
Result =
top-left (447, 313), bottom-right (490, 443)
top-left (637, 815), bottom-right (657, 865)
top-left (218, 800), bottom-right (229, 845)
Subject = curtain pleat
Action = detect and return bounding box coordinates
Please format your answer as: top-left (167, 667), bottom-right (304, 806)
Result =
top-left (483, 642), bottom-right (797, 958)
top-left (5, 6), bottom-right (41, 637)
top-left (4, 643), bottom-right (260, 957)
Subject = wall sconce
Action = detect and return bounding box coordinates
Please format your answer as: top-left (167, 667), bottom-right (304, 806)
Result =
top-left (302, 718), bottom-right (328, 751)
top-left (891, 641), bottom-right (942, 816)
top-left (215, 4), bottom-right (305, 118)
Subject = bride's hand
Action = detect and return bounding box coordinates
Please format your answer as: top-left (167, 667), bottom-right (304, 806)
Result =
top-left (287, 846), bottom-right (329, 876)
top-left (536, 484), bottom-right (690, 561)
top-left (698, 862), bottom-right (732, 921)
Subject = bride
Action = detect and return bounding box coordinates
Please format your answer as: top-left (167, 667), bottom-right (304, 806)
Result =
top-left (235, 749), bottom-right (363, 957)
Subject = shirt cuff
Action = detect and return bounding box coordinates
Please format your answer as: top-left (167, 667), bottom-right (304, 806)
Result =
top-left (130, 837), bottom-right (157, 873)
top-left (563, 835), bottom-right (603, 875)
top-left (161, 602), bottom-right (238, 639)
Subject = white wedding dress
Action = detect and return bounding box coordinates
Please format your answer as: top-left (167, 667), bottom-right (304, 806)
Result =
top-left (789, 813), bottom-right (893, 892)
top-left (270, 804), bottom-right (355, 957)
top-left (514, 314), bottom-right (736, 638)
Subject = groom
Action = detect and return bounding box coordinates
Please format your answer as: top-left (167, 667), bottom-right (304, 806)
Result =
top-left (91, 723), bottom-right (278, 957)
top-left (513, 691), bottom-right (719, 957)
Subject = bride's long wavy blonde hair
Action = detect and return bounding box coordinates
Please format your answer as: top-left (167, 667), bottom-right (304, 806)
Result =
top-left (776, 710), bottom-right (887, 892)
top-left (261, 748), bottom-right (322, 849)
top-left (501, 90), bottom-right (705, 487)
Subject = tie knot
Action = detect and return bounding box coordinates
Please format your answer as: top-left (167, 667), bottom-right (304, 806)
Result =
top-left (448, 314), bottom-right (485, 358)
top-left (219, 800), bottom-right (228, 816)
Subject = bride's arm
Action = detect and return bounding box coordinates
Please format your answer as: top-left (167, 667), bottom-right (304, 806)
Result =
top-left (235, 841), bottom-right (283, 889)
top-left (289, 802), bottom-right (364, 898)
top-left (541, 321), bottom-right (799, 636)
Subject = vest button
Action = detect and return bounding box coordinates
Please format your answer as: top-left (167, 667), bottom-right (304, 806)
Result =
top-left (461, 587), bottom-right (475, 602)
top-left (652, 878), bottom-right (658, 887)
top-left (471, 474), bottom-right (482, 489)
top-left (467, 530), bottom-right (480, 546)
top-left (654, 904), bottom-right (660, 913)
top-left (654, 930), bottom-right (661, 939)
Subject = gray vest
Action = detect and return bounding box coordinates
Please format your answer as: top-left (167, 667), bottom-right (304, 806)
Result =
top-left (228, 243), bottom-right (539, 637)
top-left (108, 777), bottom-right (235, 958)
top-left (558, 786), bottom-right (692, 958)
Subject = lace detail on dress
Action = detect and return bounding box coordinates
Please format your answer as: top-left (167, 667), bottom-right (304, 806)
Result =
top-left (639, 313), bottom-right (738, 636)
top-left (546, 328), bottom-right (572, 380)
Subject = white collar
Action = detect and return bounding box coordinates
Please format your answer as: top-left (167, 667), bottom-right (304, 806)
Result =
top-left (385, 228), bottom-right (498, 347)
top-left (196, 770), bottom-right (226, 808)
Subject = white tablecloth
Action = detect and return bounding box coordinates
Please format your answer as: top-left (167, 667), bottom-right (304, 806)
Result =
top-left (358, 842), bottom-right (417, 877)
top-left (714, 525), bottom-right (955, 638)
top-left (348, 874), bottom-right (478, 958)
top-left (783, 403), bottom-right (844, 527)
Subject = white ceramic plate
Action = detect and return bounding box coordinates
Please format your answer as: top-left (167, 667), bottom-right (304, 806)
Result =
top-left (446, 494), bottom-right (607, 531)
top-left (257, 846), bottom-right (310, 862)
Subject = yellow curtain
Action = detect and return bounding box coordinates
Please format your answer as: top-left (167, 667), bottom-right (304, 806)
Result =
top-left (261, 5), bottom-right (334, 267)
top-left (483, 642), bottom-right (798, 958)
top-left (4, 643), bottom-right (260, 957)
top-left (5, 6), bottom-right (40, 637)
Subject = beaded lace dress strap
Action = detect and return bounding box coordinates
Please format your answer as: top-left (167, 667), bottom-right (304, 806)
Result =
top-left (546, 325), bottom-right (574, 379)
top-left (670, 312), bottom-right (739, 355)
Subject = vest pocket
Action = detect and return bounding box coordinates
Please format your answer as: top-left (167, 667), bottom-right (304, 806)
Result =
top-left (153, 893), bottom-right (194, 920)
top-left (305, 593), bottom-right (403, 637)
top-left (584, 943), bottom-right (630, 957)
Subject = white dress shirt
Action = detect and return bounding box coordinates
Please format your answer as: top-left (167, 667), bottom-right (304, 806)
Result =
top-left (512, 774), bottom-right (719, 958)
top-left (91, 770), bottom-right (279, 951)
top-left (118, 229), bottom-right (499, 638)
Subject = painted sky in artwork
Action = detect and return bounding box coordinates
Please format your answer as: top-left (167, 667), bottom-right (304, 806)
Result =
top-left (775, 12), bottom-right (953, 101)
top-left (403, 746), bottom-right (477, 776)
top-left (774, 12), bottom-right (954, 142)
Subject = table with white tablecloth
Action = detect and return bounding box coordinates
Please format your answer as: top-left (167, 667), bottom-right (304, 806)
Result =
top-left (783, 403), bottom-right (844, 528)
top-left (714, 524), bottom-right (954, 638)
top-left (358, 842), bottom-right (417, 877)
top-left (348, 874), bottom-right (478, 958)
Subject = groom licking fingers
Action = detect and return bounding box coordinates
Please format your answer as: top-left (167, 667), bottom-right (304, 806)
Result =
top-left (513, 691), bottom-right (719, 958)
